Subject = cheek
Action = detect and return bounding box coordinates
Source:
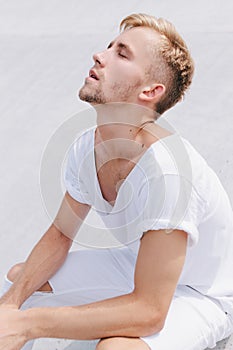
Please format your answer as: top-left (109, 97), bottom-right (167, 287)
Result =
top-left (109, 65), bottom-right (143, 87)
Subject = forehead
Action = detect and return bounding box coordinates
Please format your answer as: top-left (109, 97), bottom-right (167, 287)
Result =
top-left (114, 26), bottom-right (161, 58)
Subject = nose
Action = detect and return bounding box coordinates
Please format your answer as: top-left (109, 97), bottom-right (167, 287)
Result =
top-left (93, 50), bottom-right (105, 67)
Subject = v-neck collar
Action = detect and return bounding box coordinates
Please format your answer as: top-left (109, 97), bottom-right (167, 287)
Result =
top-left (90, 125), bottom-right (175, 214)
top-left (92, 125), bottom-right (136, 213)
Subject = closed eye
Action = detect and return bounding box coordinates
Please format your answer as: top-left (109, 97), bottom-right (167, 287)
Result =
top-left (118, 52), bottom-right (127, 58)
top-left (107, 41), bottom-right (132, 59)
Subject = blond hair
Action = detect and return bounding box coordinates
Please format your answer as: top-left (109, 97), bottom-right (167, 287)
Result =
top-left (120, 13), bottom-right (194, 115)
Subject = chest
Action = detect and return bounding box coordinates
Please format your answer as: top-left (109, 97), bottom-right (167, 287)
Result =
top-left (96, 159), bottom-right (136, 206)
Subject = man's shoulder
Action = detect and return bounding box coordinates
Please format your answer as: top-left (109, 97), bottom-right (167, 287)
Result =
top-left (70, 125), bottom-right (96, 155)
top-left (73, 125), bottom-right (96, 144)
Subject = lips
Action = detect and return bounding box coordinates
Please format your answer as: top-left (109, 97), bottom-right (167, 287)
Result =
top-left (89, 69), bottom-right (99, 80)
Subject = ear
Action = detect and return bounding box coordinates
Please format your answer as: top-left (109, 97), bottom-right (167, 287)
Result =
top-left (139, 83), bottom-right (166, 103)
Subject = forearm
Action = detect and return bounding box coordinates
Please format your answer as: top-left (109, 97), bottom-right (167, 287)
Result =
top-left (25, 293), bottom-right (161, 341)
top-left (0, 224), bottom-right (72, 308)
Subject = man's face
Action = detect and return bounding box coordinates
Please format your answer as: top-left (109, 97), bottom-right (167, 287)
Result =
top-left (79, 27), bottom-right (160, 105)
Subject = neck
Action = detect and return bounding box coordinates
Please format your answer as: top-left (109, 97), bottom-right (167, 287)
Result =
top-left (93, 102), bottom-right (157, 159)
top-left (94, 102), bottom-right (156, 140)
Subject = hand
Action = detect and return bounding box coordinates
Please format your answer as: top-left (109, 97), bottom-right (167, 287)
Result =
top-left (0, 306), bottom-right (29, 350)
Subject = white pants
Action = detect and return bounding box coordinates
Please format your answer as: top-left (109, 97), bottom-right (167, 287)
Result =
top-left (1, 246), bottom-right (233, 350)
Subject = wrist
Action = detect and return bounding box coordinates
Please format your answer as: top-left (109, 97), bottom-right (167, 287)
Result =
top-left (0, 302), bottom-right (19, 309)
top-left (23, 307), bottom-right (54, 340)
top-left (22, 308), bottom-right (43, 340)
top-left (0, 289), bottom-right (24, 309)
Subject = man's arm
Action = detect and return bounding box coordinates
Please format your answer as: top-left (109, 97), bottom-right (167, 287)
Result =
top-left (0, 192), bottom-right (91, 308)
top-left (20, 228), bottom-right (187, 341)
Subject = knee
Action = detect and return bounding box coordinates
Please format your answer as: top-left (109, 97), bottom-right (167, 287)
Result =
top-left (7, 262), bottom-right (24, 282)
top-left (96, 338), bottom-right (114, 350)
top-left (6, 262), bottom-right (52, 292)
top-left (95, 337), bottom-right (149, 350)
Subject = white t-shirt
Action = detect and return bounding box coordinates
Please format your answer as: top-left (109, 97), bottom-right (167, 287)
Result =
top-left (64, 125), bottom-right (233, 315)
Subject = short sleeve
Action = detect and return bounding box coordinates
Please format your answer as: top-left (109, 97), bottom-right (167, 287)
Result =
top-left (137, 174), bottom-right (206, 247)
top-left (64, 141), bottom-right (92, 205)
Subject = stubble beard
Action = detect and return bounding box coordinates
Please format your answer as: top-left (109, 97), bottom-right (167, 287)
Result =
top-left (78, 79), bottom-right (143, 105)
top-left (78, 84), bottom-right (107, 105)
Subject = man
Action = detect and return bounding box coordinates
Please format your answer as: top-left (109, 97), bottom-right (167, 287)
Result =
top-left (0, 13), bottom-right (233, 350)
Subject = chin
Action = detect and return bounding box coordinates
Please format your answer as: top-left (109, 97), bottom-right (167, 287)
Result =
top-left (78, 85), bottom-right (108, 105)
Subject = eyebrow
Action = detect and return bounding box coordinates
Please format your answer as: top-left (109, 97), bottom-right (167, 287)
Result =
top-left (107, 40), bottom-right (134, 57)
